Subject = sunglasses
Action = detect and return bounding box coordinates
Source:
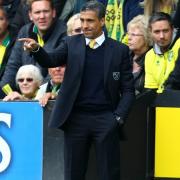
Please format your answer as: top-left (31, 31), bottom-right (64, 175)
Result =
top-left (17, 78), bottom-right (33, 83)
top-left (73, 28), bottom-right (82, 33)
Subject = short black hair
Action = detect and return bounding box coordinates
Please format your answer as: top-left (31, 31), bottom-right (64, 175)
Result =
top-left (149, 12), bottom-right (174, 29)
top-left (80, 0), bottom-right (105, 19)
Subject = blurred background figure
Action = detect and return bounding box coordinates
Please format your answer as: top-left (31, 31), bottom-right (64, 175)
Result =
top-left (36, 65), bottom-right (66, 106)
top-left (142, 0), bottom-right (178, 19)
top-left (0, 0), bottom-right (20, 24)
top-left (173, 0), bottom-right (180, 29)
top-left (127, 15), bottom-right (152, 95)
top-left (0, 7), bottom-right (18, 98)
top-left (3, 65), bottom-right (43, 101)
top-left (11, 0), bottom-right (66, 31)
top-left (105, 0), bottom-right (144, 42)
top-left (67, 13), bottom-right (82, 36)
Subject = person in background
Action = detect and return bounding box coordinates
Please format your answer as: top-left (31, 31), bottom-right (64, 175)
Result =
top-left (20, 1), bottom-right (135, 180)
top-left (11, 0), bottom-right (67, 31)
top-left (105, 0), bottom-right (144, 42)
top-left (59, 0), bottom-right (107, 23)
top-left (164, 50), bottom-right (180, 89)
top-left (142, 0), bottom-right (178, 19)
top-left (67, 13), bottom-right (82, 36)
top-left (35, 65), bottom-right (66, 106)
top-left (144, 12), bottom-right (180, 93)
top-left (0, 7), bottom-right (18, 98)
top-left (173, 0), bottom-right (180, 29)
top-left (3, 65), bottom-right (42, 101)
top-left (0, 0), bottom-right (20, 24)
top-left (127, 15), bottom-right (152, 95)
top-left (0, 0), bottom-right (67, 97)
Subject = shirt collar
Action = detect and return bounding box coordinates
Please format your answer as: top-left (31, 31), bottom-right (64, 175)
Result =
top-left (85, 32), bottom-right (105, 47)
top-left (1, 34), bottom-right (10, 47)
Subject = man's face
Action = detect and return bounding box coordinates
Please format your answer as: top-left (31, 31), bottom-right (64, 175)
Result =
top-left (80, 10), bottom-right (104, 39)
top-left (150, 20), bottom-right (173, 51)
top-left (49, 66), bottom-right (66, 85)
top-left (0, 9), bottom-right (8, 38)
top-left (29, 0), bottom-right (56, 34)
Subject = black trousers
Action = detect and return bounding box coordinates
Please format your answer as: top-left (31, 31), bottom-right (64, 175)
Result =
top-left (64, 110), bottom-right (120, 180)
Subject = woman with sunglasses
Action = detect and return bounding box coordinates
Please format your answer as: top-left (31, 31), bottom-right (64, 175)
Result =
top-left (3, 64), bottom-right (43, 101)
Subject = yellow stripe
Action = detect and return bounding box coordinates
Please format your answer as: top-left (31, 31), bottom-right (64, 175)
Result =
top-left (2, 84), bottom-right (13, 95)
top-left (0, 45), bottom-right (6, 65)
top-left (37, 34), bottom-right (44, 47)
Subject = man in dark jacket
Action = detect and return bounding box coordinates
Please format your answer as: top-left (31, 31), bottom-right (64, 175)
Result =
top-left (0, 0), bottom-right (66, 96)
top-left (11, 0), bottom-right (67, 30)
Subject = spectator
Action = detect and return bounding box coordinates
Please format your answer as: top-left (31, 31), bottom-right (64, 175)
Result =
top-left (59, 0), bottom-right (106, 22)
top-left (0, 0), bottom-right (67, 97)
top-left (165, 50), bottom-right (180, 89)
top-left (35, 65), bottom-right (66, 106)
top-left (3, 64), bottom-right (42, 101)
top-left (11, 0), bottom-right (31, 31)
top-left (127, 15), bottom-right (152, 95)
top-left (0, 0), bottom-right (20, 24)
top-left (142, 0), bottom-right (178, 19)
top-left (105, 0), bottom-right (144, 42)
top-left (11, 0), bottom-right (67, 30)
top-left (144, 12), bottom-right (180, 93)
top-left (67, 13), bottom-right (82, 36)
top-left (0, 7), bottom-right (18, 98)
top-left (173, 0), bottom-right (180, 29)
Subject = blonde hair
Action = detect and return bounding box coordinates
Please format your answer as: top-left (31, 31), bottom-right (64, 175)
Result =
top-left (127, 15), bottom-right (152, 47)
top-left (67, 13), bottom-right (81, 36)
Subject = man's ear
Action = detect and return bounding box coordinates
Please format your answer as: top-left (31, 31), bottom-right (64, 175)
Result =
top-left (29, 12), bottom-right (33, 21)
top-left (100, 17), bottom-right (105, 27)
top-left (52, 9), bottom-right (56, 18)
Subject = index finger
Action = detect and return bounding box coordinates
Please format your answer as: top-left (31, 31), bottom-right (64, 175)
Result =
top-left (18, 38), bottom-right (34, 42)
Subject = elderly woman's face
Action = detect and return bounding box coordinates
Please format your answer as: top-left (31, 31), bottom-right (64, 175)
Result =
top-left (17, 73), bottom-right (39, 98)
top-left (128, 26), bottom-right (148, 53)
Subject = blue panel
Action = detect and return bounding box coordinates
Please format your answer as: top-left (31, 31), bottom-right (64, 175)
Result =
top-left (0, 102), bottom-right (43, 180)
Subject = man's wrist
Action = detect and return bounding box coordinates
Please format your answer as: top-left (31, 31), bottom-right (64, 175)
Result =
top-left (31, 43), bottom-right (40, 53)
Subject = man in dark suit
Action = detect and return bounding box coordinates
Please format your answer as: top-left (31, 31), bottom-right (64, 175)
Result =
top-left (20, 1), bottom-right (135, 180)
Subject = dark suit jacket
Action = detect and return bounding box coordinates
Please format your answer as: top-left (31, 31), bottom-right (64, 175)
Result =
top-left (34, 34), bottom-right (135, 129)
